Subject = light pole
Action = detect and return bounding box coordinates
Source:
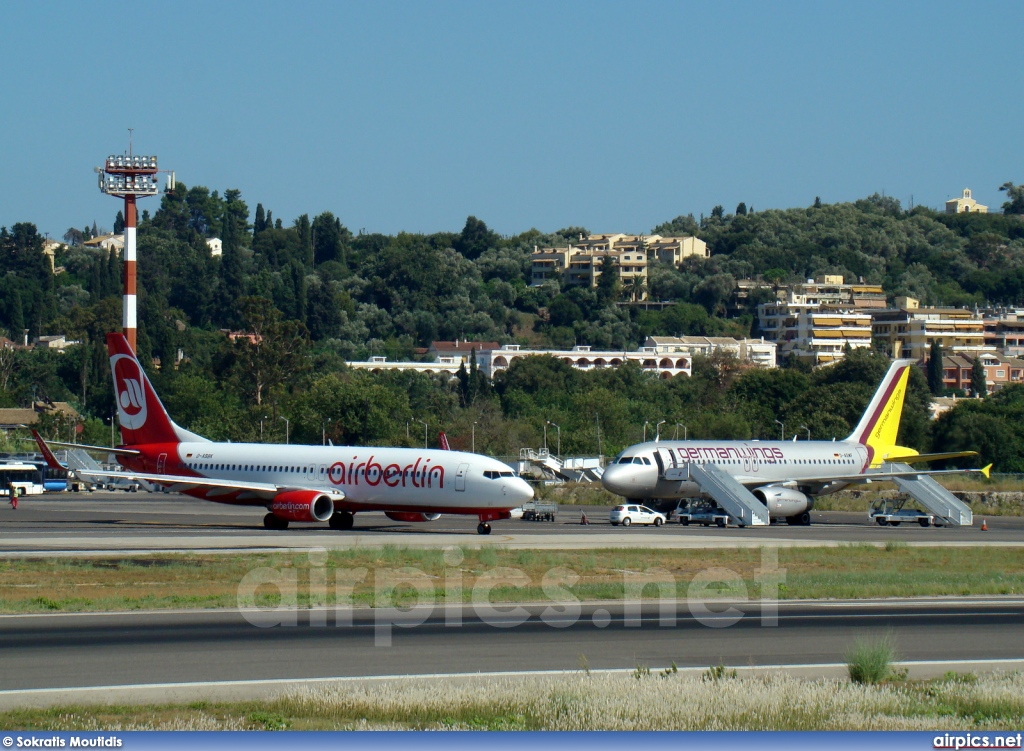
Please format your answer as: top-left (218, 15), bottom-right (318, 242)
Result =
top-left (547, 421), bottom-right (561, 456)
top-left (543, 421), bottom-right (548, 452)
top-left (322, 419), bottom-right (332, 446)
top-left (279, 416), bottom-right (290, 444)
top-left (472, 421), bottom-right (478, 453)
top-left (774, 420), bottom-right (785, 441)
top-left (260, 415), bottom-right (268, 441)
top-left (595, 413), bottom-right (602, 458)
top-left (418, 419), bottom-right (428, 449)
top-left (108, 413), bottom-right (115, 447)
top-left (655, 420), bottom-right (666, 441)
top-left (643, 420), bottom-right (650, 442)
top-left (800, 425), bottom-right (810, 441)
top-left (674, 423), bottom-right (688, 441)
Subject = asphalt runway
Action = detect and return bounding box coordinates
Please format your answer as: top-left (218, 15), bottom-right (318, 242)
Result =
top-left (1, 491), bottom-right (1022, 553)
top-left (0, 598), bottom-right (1022, 707)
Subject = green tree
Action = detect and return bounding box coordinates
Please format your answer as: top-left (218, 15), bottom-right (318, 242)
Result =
top-left (228, 296), bottom-right (309, 406)
top-left (595, 255), bottom-right (620, 306)
top-left (971, 357), bottom-right (987, 397)
top-left (453, 216), bottom-right (498, 261)
top-left (927, 341), bottom-right (944, 395)
top-left (999, 182), bottom-right (1024, 215)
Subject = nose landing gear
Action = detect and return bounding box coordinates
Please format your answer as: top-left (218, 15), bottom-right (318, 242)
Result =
top-left (477, 522), bottom-right (491, 535)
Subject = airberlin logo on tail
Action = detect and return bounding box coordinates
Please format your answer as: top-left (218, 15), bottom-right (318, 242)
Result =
top-left (111, 354), bottom-right (148, 430)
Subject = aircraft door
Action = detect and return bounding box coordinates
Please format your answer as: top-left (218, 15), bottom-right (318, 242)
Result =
top-left (654, 447), bottom-right (677, 478)
top-left (455, 463), bottom-right (469, 491)
top-left (157, 453), bottom-right (167, 474)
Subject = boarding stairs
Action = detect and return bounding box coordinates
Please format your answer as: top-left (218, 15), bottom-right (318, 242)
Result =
top-left (660, 456), bottom-right (770, 527)
top-left (882, 462), bottom-right (974, 527)
top-left (518, 448), bottom-right (604, 483)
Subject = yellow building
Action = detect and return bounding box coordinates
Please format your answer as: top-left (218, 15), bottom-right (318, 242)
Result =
top-left (871, 300), bottom-right (990, 360)
top-left (945, 188), bottom-right (988, 214)
top-left (529, 233), bottom-right (707, 299)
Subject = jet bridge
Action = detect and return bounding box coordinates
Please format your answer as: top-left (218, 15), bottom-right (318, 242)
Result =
top-left (884, 462), bottom-right (974, 527)
top-left (665, 462), bottom-right (771, 527)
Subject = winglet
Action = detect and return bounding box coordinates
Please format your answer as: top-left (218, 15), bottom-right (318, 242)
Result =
top-left (980, 463), bottom-right (992, 479)
top-left (30, 430), bottom-right (66, 471)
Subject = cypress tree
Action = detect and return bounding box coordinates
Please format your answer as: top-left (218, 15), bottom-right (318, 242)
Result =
top-left (927, 341), bottom-right (944, 395)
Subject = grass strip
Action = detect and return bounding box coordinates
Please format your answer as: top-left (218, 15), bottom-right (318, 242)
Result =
top-left (0, 546), bottom-right (1023, 613)
top-left (1, 671), bottom-right (1022, 730)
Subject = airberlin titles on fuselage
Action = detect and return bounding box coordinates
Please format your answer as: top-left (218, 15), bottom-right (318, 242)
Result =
top-left (329, 455), bottom-right (443, 489)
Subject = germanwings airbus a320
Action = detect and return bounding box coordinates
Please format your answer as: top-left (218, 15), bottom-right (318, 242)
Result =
top-left (601, 359), bottom-right (989, 527)
top-left (45, 333), bottom-right (533, 534)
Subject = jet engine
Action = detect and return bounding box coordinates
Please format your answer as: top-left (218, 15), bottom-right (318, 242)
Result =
top-left (753, 486), bottom-right (811, 517)
top-left (384, 512), bottom-right (442, 523)
top-left (270, 490), bottom-right (335, 522)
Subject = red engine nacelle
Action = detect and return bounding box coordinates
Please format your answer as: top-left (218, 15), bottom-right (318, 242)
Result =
top-left (271, 490), bottom-right (335, 522)
top-left (384, 512), bottom-right (442, 523)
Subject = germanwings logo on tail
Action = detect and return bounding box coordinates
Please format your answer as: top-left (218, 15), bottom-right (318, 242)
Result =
top-left (112, 353), bottom-right (148, 429)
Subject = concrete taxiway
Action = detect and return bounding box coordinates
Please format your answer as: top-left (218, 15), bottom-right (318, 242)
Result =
top-left (0, 597), bottom-right (1022, 707)
top-left (0, 491), bottom-right (1021, 554)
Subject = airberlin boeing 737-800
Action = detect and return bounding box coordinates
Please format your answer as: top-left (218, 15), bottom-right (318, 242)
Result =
top-left (601, 359), bottom-right (988, 526)
top-left (39, 333), bottom-right (533, 534)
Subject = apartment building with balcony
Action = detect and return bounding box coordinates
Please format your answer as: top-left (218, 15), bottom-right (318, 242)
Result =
top-left (758, 302), bottom-right (873, 364)
top-left (529, 233), bottom-right (708, 297)
top-left (871, 298), bottom-right (990, 360)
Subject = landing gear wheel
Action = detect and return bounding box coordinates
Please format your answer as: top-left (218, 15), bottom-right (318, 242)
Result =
top-left (653, 517), bottom-right (663, 527)
top-left (477, 522), bottom-right (491, 535)
top-left (329, 511), bottom-right (354, 531)
top-left (787, 516), bottom-right (799, 526)
top-left (621, 517), bottom-right (631, 527)
top-left (918, 518), bottom-right (931, 527)
top-left (263, 513), bottom-right (288, 530)
top-left (798, 511), bottom-right (811, 526)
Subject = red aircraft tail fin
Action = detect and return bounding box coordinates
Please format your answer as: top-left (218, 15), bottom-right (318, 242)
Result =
top-left (107, 333), bottom-right (205, 446)
top-left (30, 430), bottom-right (66, 470)
top-left (438, 432), bottom-right (451, 451)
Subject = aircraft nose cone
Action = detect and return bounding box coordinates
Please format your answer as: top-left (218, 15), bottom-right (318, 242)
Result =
top-left (601, 464), bottom-right (629, 495)
top-left (514, 478), bottom-right (534, 504)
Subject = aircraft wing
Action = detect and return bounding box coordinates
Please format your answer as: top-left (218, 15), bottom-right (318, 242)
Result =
top-left (740, 463), bottom-right (991, 488)
top-left (73, 468), bottom-right (346, 501)
top-left (880, 451), bottom-right (978, 464)
top-left (21, 434), bottom-right (142, 457)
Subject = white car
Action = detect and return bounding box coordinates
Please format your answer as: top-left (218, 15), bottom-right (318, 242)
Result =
top-left (609, 504), bottom-right (666, 527)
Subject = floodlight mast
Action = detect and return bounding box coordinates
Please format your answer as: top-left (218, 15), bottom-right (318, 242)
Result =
top-left (97, 143), bottom-right (165, 353)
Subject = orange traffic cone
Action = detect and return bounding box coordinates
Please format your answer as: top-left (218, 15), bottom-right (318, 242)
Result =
top-left (980, 519), bottom-right (988, 531)
top-left (580, 512), bottom-right (590, 525)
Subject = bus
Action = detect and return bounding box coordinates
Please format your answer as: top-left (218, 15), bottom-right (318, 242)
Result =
top-left (0, 462), bottom-right (46, 497)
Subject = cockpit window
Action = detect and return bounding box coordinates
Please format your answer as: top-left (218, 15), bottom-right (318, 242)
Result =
top-left (641, 457), bottom-right (652, 465)
top-left (483, 470), bottom-right (517, 480)
top-left (632, 457), bottom-right (644, 465)
top-left (618, 456), bottom-right (634, 464)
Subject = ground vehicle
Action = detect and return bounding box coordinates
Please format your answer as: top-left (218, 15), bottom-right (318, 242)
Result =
top-left (669, 501), bottom-right (731, 527)
top-left (521, 500), bottom-right (558, 521)
top-left (610, 504), bottom-right (666, 527)
top-left (868, 498), bottom-right (937, 527)
top-left (0, 463), bottom-right (45, 496)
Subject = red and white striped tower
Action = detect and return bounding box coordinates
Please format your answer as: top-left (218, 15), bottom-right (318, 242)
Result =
top-left (98, 149), bottom-right (162, 352)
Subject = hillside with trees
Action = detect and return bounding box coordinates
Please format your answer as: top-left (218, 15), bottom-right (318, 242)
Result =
top-left (1, 185), bottom-right (1022, 467)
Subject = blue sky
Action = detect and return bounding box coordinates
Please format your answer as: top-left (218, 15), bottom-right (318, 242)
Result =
top-left (1, 1), bottom-right (1021, 241)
